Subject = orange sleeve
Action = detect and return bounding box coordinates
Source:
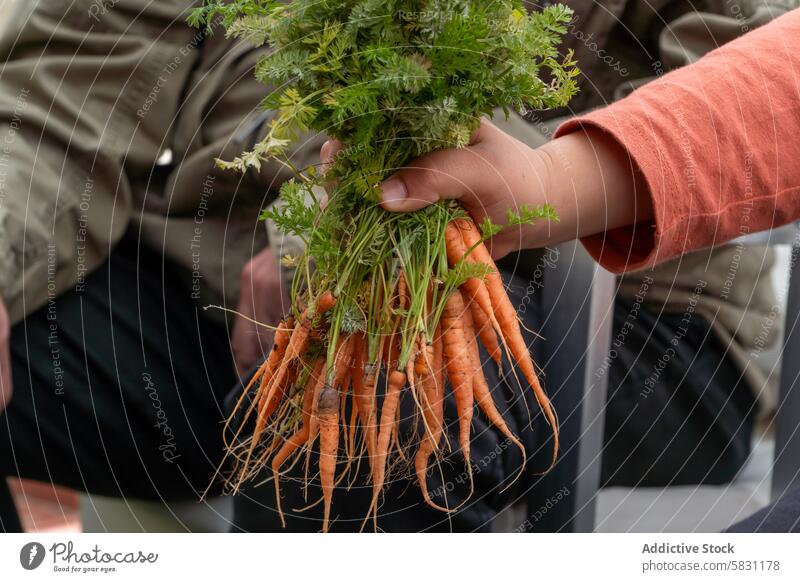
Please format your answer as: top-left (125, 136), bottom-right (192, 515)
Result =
top-left (554, 9), bottom-right (800, 274)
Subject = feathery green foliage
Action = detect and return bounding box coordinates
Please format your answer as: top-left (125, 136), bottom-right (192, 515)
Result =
top-left (190, 0), bottom-right (577, 367)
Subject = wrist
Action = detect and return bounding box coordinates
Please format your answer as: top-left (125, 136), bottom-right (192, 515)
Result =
top-left (520, 126), bottom-right (652, 249)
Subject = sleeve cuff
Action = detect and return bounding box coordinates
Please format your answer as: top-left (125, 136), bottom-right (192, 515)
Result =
top-left (554, 110), bottom-right (683, 274)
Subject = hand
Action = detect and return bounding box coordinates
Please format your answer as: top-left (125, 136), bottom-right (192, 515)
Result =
top-left (0, 299), bottom-right (12, 413)
top-left (232, 246), bottom-right (289, 377)
top-left (322, 119), bottom-right (652, 258)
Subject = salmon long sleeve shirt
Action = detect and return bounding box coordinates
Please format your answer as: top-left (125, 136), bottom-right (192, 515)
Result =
top-left (555, 8), bottom-right (800, 274)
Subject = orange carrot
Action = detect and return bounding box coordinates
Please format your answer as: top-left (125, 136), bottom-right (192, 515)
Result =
top-left (229, 316), bottom-right (293, 431)
top-left (233, 319), bottom-right (301, 481)
top-left (247, 318), bottom-right (311, 454)
top-left (362, 362), bottom-right (379, 479)
top-left (223, 359), bottom-right (267, 450)
top-left (317, 385), bottom-right (340, 533)
top-left (462, 292), bottom-right (526, 473)
top-left (441, 290), bottom-right (474, 475)
top-left (397, 271), bottom-right (409, 310)
top-left (468, 300), bottom-right (503, 369)
top-left (446, 222), bottom-right (503, 368)
top-left (458, 218), bottom-right (558, 465)
top-left (369, 368), bottom-right (407, 517)
top-left (314, 290), bottom-right (338, 316)
top-left (347, 382), bottom-right (359, 464)
top-left (257, 358), bottom-right (298, 425)
top-left (351, 333), bottom-right (376, 466)
top-left (414, 328), bottom-right (447, 510)
top-left (414, 340), bottom-right (434, 378)
top-left (306, 335), bottom-right (353, 472)
top-left (272, 357), bottom-right (324, 527)
top-left (255, 317), bottom-right (294, 394)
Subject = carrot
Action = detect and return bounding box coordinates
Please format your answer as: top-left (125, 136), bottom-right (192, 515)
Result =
top-left (414, 340), bottom-right (434, 378)
top-left (369, 368), bottom-right (407, 519)
top-left (272, 357), bottom-right (324, 527)
top-left (362, 361), bottom-right (379, 479)
top-left (441, 290), bottom-right (474, 477)
top-left (468, 300), bottom-right (503, 369)
top-left (313, 290), bottom-right (338, 316)
top-left (445, 222), bottom-right (503, 369)
top-left (318, 385), bottom-right (340, 532)
top-left (397, 271), bottom-right (409, 310)
top-left (253, 317), bottom-right (294, 399)
top-left (462, 292), bottom-right (526, 477)
top-left (347, 384), bottom-right (359, 464)
top-left (458, 218), bottom-right (559, 465)
top-left (223, 359), bottom-right (267, 451)
top-left (381, 278), bottom-right (408, 469)
top-left (227, 316), bottom-right (293, 436)
top-left (414, 328), bottom-right (448, 510)
top-left (351, 333), bottom-right (376, 466)
top-left (306, 335), bottom-right (353, 474)
top-left (257, 358), bottom-right (297, 425)
top-left (338, 364), bottom-right (352, 461)
top-left (232, 321), bottom-right (302, 484)
top-left (247, 318), bottom-right (311, 454)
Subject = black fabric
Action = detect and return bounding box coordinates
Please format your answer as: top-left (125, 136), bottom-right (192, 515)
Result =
top-left (229, 269), bottom-right (549, 532)
top-left (601, 298), bottom-right (758, 488)
top-left (0, 477), bottom-right (22, 532)
top-left (726, 486), bottom-right (800, 533)
top-left (0, 234), bottom-right (237, 532)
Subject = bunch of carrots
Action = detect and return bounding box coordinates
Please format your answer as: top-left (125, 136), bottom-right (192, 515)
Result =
top-left (190, 0), bottom-right (578, 531)
top-left (223, 217), bottom-right (558, 531)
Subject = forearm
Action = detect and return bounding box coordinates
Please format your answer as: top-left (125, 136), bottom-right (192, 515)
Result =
top-left (370, 10), bottom-right (800, 268)
top-left (554, 8), bottom-right (800, 273)
top-left (519, 128), bottom-right (653, 251)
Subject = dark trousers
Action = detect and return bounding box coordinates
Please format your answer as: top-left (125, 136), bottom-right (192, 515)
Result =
top-left (601, 298), bottom-right (758, 487)
top-left (0, 235), bottom-right (237, 531)
top-left (727, 486), bottom-right (800, 532)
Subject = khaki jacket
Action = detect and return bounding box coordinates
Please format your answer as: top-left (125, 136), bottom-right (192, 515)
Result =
top-left (0, 0), bottom-right (322, 324)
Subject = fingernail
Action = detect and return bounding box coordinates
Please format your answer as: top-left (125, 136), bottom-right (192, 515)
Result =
top-left (380, 178), bottom-right (407, 210)
top-left (321, 139), bottom-right (332, 157)
top-left (320, 141), bottom-right (332, 172)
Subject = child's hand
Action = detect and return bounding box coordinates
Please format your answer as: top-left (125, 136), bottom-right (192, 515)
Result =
top-left (322, 120), bottom-right (550, 257)
top-left (322, 119), bottom-right (653, 258)
top-left (378, 120), bottom-right (557, 258)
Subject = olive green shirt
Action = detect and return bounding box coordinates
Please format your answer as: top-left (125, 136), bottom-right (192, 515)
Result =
top-left (0, 0), bottom-right (322, 324)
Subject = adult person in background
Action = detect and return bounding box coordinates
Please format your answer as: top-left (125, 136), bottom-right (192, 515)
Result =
top-left (0, 0), bottom-right (313, 531)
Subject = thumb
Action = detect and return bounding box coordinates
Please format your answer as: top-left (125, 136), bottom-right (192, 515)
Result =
top-left (379, 145), bottom-right (497, 212)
